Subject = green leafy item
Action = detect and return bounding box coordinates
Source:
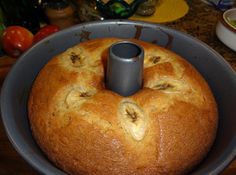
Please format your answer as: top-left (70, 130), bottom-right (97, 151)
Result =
top-left (95, 0), bottom-right (146, 19)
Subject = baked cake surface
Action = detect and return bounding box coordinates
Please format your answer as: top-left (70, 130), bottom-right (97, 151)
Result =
top-left (28, 38), bottom-right (218, 175)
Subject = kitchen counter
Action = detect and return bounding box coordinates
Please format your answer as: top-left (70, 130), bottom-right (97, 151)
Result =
top-left (167, 0), bottom-right (236, 71)
top-left (0, 0), bottom-right (235, 174)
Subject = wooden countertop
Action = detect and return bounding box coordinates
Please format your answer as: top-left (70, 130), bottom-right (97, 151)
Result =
top-left (0, 0), bottom-right (235, 174)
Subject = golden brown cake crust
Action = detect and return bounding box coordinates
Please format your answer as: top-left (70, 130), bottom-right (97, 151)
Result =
top-left (28, 38), bottom-right (218, 175)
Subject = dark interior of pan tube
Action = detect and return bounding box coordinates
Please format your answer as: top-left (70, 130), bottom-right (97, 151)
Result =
top-left (111, 42), bottom-right (141, 58)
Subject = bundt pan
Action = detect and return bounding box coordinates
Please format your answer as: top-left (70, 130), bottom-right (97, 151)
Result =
top-left (1, 20), bottom-right (236, 175)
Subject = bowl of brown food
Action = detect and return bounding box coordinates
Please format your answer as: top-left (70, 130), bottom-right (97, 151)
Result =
top-left (216, 8), bottom-right (236, 51)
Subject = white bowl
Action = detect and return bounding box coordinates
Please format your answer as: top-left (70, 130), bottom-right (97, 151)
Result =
top-left (216, 8), bottom-right (236, 51)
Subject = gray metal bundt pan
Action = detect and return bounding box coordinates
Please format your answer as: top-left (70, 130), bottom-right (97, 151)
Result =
top-left (1, 20), bottom-right (236, 175)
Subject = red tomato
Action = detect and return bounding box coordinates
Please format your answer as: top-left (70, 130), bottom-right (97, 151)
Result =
top-left (33, 25), bottom-right (59, 43)
top-left (2, 26), bottom-right (33, 57)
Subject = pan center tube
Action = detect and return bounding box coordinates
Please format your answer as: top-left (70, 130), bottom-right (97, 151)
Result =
top-left (106, 41), bottom-right (144, 96)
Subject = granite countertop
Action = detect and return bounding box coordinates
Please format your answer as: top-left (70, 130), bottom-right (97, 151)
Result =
top-left (167, 0), bottom-right (236, 71)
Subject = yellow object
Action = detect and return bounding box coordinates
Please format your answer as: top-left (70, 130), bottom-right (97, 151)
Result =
top-left (130, 0), bottom-right (189, 23)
